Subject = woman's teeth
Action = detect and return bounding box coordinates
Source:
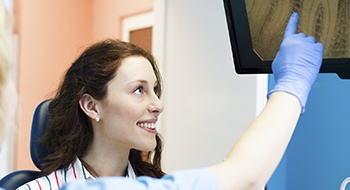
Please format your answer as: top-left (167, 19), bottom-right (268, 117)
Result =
top-left (137, 123), bottom-right (155, 129)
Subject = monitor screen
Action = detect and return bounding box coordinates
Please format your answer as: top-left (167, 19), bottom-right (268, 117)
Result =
top-left (223, 0), bottom-right (350, 79)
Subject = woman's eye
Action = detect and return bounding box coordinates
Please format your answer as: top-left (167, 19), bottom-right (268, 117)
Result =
top-left (134, 87), bottom-right (143, 95)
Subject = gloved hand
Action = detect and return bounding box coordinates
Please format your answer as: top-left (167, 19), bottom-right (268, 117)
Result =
top-left (268, 12), bottom-right (324, 114)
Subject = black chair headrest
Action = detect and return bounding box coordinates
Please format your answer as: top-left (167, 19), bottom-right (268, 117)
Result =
top-left (30, 99), bottom-right (51, 170)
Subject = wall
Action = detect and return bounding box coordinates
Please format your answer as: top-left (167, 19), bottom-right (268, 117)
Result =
top-left (14, 0), bottom-right (93, 170)
top-left (91, 0), bottom-right (153, 41)
top-left (159, 0), bottom-right (259, 172)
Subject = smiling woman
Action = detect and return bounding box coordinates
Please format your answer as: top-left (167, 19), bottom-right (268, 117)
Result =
top-left (16, 38), bottom-right (166, 190)
top-left (82, 56), bottom-right (163, 155)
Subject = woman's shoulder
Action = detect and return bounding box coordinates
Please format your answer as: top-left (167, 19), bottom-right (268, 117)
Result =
top-left (15, 173), bottom-right (54, 190)
top-left (16, 159), bottom-right (89, 190)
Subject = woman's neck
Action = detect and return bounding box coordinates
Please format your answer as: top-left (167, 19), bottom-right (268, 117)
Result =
top-left (80, 141), bottom-right (130, 177)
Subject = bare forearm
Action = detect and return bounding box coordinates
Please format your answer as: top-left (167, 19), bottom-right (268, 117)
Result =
top-left (210, 92), bottom-right (301, 190)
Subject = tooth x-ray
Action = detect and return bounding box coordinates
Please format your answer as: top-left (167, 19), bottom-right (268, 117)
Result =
top-left (223, 0), bottom-right (350, 79)
top-left (246, 0), bottom-right (350, 60)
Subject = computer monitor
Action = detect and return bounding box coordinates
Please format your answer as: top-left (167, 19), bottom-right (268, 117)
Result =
top-left (223, 0), bottom-right (350, 79)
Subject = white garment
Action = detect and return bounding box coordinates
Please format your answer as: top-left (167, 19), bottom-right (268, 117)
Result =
top-left (16, 158), bottom-right (136, 190)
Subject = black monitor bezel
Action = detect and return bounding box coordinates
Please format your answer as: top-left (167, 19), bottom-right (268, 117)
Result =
top-left (223, 0), bottom-right (350, 79)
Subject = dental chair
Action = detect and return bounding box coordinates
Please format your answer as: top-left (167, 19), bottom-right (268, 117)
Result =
top-left (0, 99), bottom-right (51, 190)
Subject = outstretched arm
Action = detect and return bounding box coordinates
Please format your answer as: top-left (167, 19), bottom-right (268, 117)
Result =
top-left (210, 92), bottom-right (300, 190)
top-left (209, 12), bottom-right (324, 190)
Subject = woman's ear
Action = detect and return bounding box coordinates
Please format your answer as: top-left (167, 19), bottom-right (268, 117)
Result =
top-left (79, 94), bottom-right (100, 120)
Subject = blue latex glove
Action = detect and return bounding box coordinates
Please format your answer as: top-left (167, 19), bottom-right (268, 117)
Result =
top-left (268, 12), bottom-right (324, 114)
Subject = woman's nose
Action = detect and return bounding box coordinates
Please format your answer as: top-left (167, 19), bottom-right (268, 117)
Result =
top-left (148, 94), bottom-right (164, 115)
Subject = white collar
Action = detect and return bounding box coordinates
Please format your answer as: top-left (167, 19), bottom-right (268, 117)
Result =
top-left (126, 161), bottom-right (136, 179)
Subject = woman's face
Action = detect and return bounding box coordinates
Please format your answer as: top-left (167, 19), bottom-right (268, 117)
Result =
top-left (97, 56), bottom-right (163, 152)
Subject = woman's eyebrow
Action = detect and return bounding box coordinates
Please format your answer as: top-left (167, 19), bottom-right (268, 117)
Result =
top-left (127, 80), bottom-right (148, 85)
top-left (128, 79), bottom-right (158, 86)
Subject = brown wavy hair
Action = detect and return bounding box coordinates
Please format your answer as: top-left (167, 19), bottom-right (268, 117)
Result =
top-left (40, 38), bottom-right (165, 178)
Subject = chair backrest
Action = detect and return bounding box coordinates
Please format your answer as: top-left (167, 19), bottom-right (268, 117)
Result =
top-left (0, 99), bottom-right (51, 190)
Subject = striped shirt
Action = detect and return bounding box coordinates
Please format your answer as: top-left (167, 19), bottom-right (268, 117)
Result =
top-left (16, 158), bottom-right (136, 190)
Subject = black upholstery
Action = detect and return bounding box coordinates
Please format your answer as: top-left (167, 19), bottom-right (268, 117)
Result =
top-left (0, 99), bottom-right (51, 190)
top-left (30, 99), bottom-right (50, 170)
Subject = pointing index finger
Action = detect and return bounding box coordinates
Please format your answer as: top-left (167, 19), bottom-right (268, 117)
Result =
top-left (283, 12), bottom-right (300, 39)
